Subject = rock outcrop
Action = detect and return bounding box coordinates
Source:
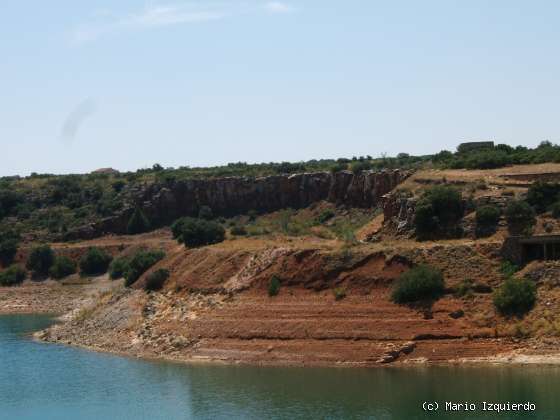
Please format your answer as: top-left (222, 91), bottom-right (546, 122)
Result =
top-left (66, 170), bottom-right (409, 239)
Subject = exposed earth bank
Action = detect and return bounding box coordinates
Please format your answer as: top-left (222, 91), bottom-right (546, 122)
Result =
top-left (13, 231), bottom-right (559, 367)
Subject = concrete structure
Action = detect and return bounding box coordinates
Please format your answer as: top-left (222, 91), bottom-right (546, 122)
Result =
top-left (502, 235), bottom-right (560, 265)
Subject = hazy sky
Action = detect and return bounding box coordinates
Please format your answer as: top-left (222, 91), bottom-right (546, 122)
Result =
top-left (2, 1), bottom-right (560, 176)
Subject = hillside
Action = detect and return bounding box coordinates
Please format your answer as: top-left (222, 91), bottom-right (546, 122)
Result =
top-left (4, 146), bottom-right (560, 366)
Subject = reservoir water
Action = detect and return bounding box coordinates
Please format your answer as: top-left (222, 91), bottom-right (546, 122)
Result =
top-left (0, 314), bottom-right (558, 419)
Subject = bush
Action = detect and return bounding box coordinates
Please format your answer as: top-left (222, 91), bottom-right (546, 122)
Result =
top-left (26, 245), bottom-right (55, 276)
top-left (414, 186), bottom-right (463, 240)
top-left (109, 256), bottom-right (130, 280)
top-left (198, 205), bottom-right (213, 220)
top-left (391, 265), bottom-right (445, 303)
top-left (268, 275), bottom-right (281, 297)
top-left (350, 161), bottom-right (372, 174)
top-left (127, 208), bottom-right (151, 235)
top-left (0, 265), bottom-right (26, 286)
top-left (475, 205), bottom-right (500, 237)
top-left (500, 260), bottom-right (519, 278)
top-left (124, 249), bottom-right (165, 287)
top-left (330, 162), bottom-right (348, 173)
top-left (79, 247), bottom-right (113, 276)
top-left (493, 278), bottom-right (536, 316)
top-left (49, 255), bottom-right (77, 279)
top-left (526, 182), bottom-right (560, 213)
top-left (175, 218), bottom-right (225, 248)
top-left (230, 225), bottom-right (248, 236)
top-left (0, 238), bottom-right (18, 267)
top-left (144, 268), bottom-right (170, 291)
top-left (505, 201), bottom-right (536, 235)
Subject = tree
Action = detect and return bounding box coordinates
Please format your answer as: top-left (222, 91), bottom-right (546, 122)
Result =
top-left (526, 182), bottom-right (560, 213)
top-left (124, 249), bottom-right (165, 287)
top-left (505, 201), bottom-right (536, 235)
top-left (391, 265), bottom-right (445, 303)
top-left (174, 218), bottom-right (225, 248)
top-left (414, 186), bottom-right (463, 240)
top-left (127, 208), bottom-right (151, 234)
top-left (0, 237), bottom-right (19, 267)
top-left (49, 255), bottom-right (77, 279)
top-left (0, 265), bottom-right (26, 286)
top-left (79, 247), bottom-right (112, 276)
top-left (26, 245), bottom-right (55, 276)
top-left (475, 205), bottom-right (500, 237)
top-left (494, 278), bottom-right (536, 316)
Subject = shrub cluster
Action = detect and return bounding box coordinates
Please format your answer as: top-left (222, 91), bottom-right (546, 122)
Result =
top-left (172, 217), bottom-right (225, 248)
top-left (144, 269), bottom-right (170, 291)
top-left (504, 201), bottom-right (536, 235)
top-left (79, 247), bottom-right (113, 276)
top-left (475, 205), bottom-right (500, 237)
top-left (268, 275), bottom-right (281, 297)
top-left (435, 141), bottom-right (560, 170)
top-left (124, 249), bottom-right (165, 287)
top-left (49, 255), bottom-right (77, 280)
top-left (109, 256), bottom-right (131, 280)
top-left (493, 278), bottom-right (536, 316)
top-left (526, 182), bottom-right (560, 214)
top-left (391, 265), bottom-right (445, 303)
top-left (414, 186), bottom-right (463, 240)
top-left (0, 265), bottom-right (26, 286)
top-left (26, 245), bottom-right (55, 276)
top-left (0, 236), bottom-right (19, 267)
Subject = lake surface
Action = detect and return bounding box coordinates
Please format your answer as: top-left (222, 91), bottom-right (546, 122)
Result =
top-left (0, 314), bottom-right (558, 419)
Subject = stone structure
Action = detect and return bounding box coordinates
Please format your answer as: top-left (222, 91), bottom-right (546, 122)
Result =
top-left (457, 141), bottom-right (494, 153)
top-left (502, 235), bottom-right (560, 265)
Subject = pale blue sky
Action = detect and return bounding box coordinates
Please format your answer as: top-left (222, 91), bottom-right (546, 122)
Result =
top-left (2, 1), bottom-right (560, 176)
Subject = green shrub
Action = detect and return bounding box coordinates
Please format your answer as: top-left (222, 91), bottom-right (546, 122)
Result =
top-left (330, 162), bottom-right (348, 173)
top-left (505, 201), bottom-right (536, 235)
top-left (79, 247), bottom-right (113, 276)
top-left (26, 245), bottom-right (55, 276)
top-left (500, 260), bottom-right (519, 278)
top-left (109, 256), bottom-right (130, 280)
top-left (198, 205), bottom-right (214, 220)
top-left (333, 287), bottom-right (347, 301)
top-left (144, 268), bottom-right (170, 291)
top-left (475, 205), bottom-right (500, 237)
top-left (127, 208), bottom-right (151, 234)
top-left (0, 265), bottom-right (26, 286)
top-left (124, 249), bottom-right (165, 287)
top-left (316, 209), bottom-right (335, 224)
top-left (175, 217), bottom-right (225, 248)
top-left (0, 238), bottom-right (18, 267)
top-left (527, 182), bottom-right (560, 213)
top-left (350, 161), bottom-right (372, 174)
top-left (391, 265), bottom-right (445, 303)
top-left (463, 150), bottom-right (510, 169)
top-left (493, 277), bottom-right (536, 316)
top-left (49, 255), bottom-right (77, 279)
top-left (230, 225), bottom-right (248, 236)
top-left (268, 275), bottom-right (281, 297)
top-left (414, 186), bottom-right (463, 240)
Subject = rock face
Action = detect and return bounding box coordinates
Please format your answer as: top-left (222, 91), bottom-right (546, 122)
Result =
top-left (66, 170), bottom-right (409, 239)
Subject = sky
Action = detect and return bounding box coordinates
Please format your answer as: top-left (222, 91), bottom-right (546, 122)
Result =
top-left (2, 1), bottom-right (560, 176)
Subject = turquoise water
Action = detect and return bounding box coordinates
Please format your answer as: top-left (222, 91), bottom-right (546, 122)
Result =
top-left (0, 314), bottom-right (558, 419)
